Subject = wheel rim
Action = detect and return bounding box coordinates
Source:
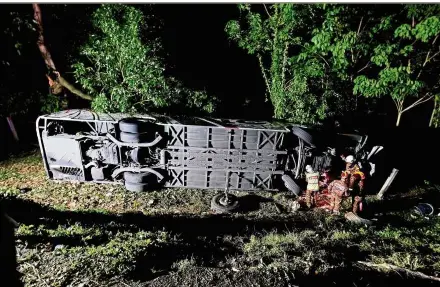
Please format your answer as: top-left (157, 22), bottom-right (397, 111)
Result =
top-left (219, 195), bottom-right (233, 206)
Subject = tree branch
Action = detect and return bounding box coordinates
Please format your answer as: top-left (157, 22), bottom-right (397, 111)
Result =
top-left (433, 35), bottom-right (439, 46)
top-left (263, 4), bottom-right (271, 18)
top-left (257, 54), bottom-right (272, 98)
top-left (57, 73), bottom-right (93, 101)
top-left (281, 42), bottom-right (288, 89)
top-left (427, 50), bottom-right (440, 63)
top-left (391, 96), bottom-right (399, 109)
top-left (416, 35), bottom-right (440, 80)
top-left (357, 261), bottom-right (440, 282)
top-left (356, 61), bottom-right (371, 74)
top-left (357, 16), bottom-right (364, 36)
top-left (402, 94), bottom-right (434, 113)
top-left (396, 98), bottom-right (404, 114)
top-left (429, 95), bottom-right (438, 127)
top-left (416, 48), bottom-right (440, 80)
top-left (294, 43), bottom-right (331, 69)
top-left (32, 3), bottom-right (93, 101)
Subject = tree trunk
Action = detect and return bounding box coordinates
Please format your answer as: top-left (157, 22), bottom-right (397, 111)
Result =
top-left (32, 4), bottom-right (92, 101)
top-left (396, 111), bottom-right (402, 126)
top-left (429, 97), bottom-right (438, 127)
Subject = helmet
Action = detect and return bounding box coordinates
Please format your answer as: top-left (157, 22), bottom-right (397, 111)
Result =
top-left (341, 171), bottom-right (348, 179)
top-left (305, 165), bottom-right (313, 173)
top-left (345, 155), bottom-right (355, 163)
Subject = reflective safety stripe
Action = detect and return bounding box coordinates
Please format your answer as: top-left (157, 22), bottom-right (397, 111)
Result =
top-left (306, 172), bottom-right (320, 191)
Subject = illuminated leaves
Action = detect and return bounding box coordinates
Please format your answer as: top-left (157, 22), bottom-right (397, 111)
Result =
top-left (73, 4), bottom-right (215, 114)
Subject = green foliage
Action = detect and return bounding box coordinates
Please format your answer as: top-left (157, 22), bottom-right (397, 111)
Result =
top-left (40, 93), bottom-right (62, 114)
top-left (354, 5), bottom-right (440, 126)
top-left (227, 4), bottom-right (440, 126)
top-left (226, 4), bottom-right (328, 124)
top-left (73, 4), bottom-right (215, 115)
top-left (226, 4), bottom-right (378, 124)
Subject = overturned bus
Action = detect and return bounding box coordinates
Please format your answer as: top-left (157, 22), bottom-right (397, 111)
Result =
top-left (36, 109), bottom-right (382, 212)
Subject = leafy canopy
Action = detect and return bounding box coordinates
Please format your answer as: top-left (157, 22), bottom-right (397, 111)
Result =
top-left (353, 4), bottom-right (440, 125)
top-left (73, 4), bottom-right (215, 114)
top-left (227, 4), bottom-right (440, 126)
top-left (226, 4), bottom-right (328, 125)
top-left (226, 4), bottom-right (377, 124)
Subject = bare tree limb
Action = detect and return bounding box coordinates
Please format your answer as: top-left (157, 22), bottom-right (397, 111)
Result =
top-left (32, 3), bottom-right (93, 101)
top-left (357, 16), bottom-right (364, 36)
top-left (356, 61), bottom-right (371, 74)
top-left (257, 53), bottom-right (272, 98)
top-left (429, 96), bottom-right (438, 127)
top-left (391, 96), bottom-right (399, 109)
top-left (427, 49), bottom-right (440, 63)
top-left (402, 94), bottom-right (434, 113)
top-left (433, 35), bottom-right (439, 46)
top-left (57, 73), bottom-right (93, 101)
top-left (416, 41), bottom-right (440, 80)
top-left (416, 50), bottom-right (431, 80)
top-left (263, 4), bottom-right (271, 18)
top-left (357, 261), bottom-right (440, 282)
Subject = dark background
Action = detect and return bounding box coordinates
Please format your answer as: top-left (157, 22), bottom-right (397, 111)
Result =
top-left (155, 4), bottom-right (270, 119)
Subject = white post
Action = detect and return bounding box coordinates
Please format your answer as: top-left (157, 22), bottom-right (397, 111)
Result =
top-left (377, 168), bottom-right (399, 200)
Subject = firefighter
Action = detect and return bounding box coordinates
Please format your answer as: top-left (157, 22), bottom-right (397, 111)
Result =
top-left (304, 165), bottom-right (320, 208)
top-left (327, 172), bottom-right (349, 215)
top-left (343, 155), bottom-right (366, 214)
top-left (319, 165), bottom-right (332, 189)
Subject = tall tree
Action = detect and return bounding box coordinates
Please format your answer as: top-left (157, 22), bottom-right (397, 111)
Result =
top-left (32, 3), bottom-right (93, 101)
top-left (227, 4), bottom-right (440, 127)
top-left (290, 4), bottom-right (382, 122)
top-left (73, 4), bottom-right (215, 114)
top-left (226, 4), bottom-right (386, 125)
top-left (226, 4), bottom-right (327, 125)
top-left (354, 5), bottom-right (440, 126)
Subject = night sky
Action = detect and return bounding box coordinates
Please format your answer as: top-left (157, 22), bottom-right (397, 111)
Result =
top-left (155, 4), bottom-right (270, 119)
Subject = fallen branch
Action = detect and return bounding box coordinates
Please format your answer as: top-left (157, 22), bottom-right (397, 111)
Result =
top-left (32, 4), bottom-right (92, 101)
top-left (57, 73), bottom-right (93, 101)
top-left (357, 261), bottom-right (440, 282)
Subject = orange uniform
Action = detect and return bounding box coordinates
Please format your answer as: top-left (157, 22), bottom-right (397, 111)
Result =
top-left (328, 179), bottom-right (349, 214)
top-left (343, 163), bottom-right (366, 214)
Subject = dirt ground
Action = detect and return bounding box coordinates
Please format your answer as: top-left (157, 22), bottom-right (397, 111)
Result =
top-left (1, 150), bottom-right (440, 287)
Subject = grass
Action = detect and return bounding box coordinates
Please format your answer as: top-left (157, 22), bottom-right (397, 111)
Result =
top-left (172, 257), bottom-right (197, 272)
top-left (2, 150), bottom-right (440, 286)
